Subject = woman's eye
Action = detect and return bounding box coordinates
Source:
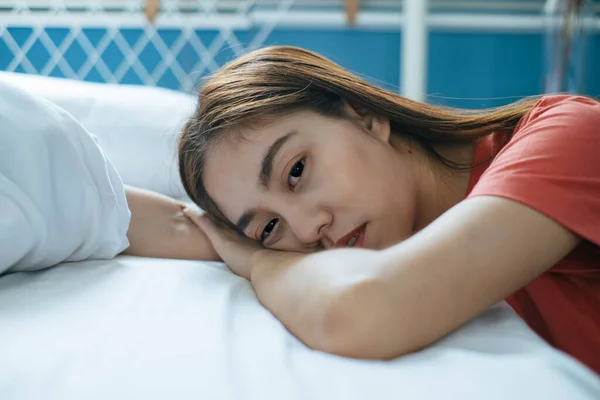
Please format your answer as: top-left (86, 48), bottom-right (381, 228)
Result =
top-left (287, 158), bottom-right (305, 188)
top-left (260, 218), bottom-right (278, 243)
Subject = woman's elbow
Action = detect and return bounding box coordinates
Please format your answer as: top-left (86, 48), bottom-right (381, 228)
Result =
top-left (313, 278), bottom-right (420, 360)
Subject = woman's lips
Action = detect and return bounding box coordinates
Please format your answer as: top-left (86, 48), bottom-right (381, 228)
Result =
top-left (335, 224), bottom-right (366, 248)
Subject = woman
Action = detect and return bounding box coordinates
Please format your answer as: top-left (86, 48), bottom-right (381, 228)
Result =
top-left (125, 46), bottom-right (600, 375)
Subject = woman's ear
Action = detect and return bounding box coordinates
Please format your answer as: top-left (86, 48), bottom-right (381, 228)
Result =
top-left (369, 114), bottom-right (391, 143)
top-left (344, 102), bottom-right (391, 143)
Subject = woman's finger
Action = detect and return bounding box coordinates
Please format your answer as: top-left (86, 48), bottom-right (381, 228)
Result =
top-left (181, 204), bottom-right (202, 219)
top-left (182, 206), bottom-right (220, 242)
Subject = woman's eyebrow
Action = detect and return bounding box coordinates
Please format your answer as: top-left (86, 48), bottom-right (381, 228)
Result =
top-left (235, 210), bottom-right (256, 234)
top-left (259, 130), bottom-right (297, 188)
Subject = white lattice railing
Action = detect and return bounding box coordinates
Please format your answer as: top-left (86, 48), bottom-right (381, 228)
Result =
top-left (0, 0), bottom-right (305, 92)
top-left (1, 0), bottom-right (599, 93)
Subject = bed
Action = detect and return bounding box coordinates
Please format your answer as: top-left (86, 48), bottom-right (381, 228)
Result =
top-left (2, 255), bottom-right (600, 400)
top-left (1, 72), bottom-right (599, 400)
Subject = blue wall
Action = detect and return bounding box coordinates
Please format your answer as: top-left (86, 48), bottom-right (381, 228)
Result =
top-left (1, 26), bottom-right (598, 109)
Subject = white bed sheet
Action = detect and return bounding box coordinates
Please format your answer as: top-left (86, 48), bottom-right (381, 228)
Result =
top-left (0, 256), bottom-right (598, 400)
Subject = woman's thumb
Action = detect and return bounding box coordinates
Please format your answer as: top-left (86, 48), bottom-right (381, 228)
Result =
top-left (182, 205), bottom-right (211, 231)
top-left (182, 205), bottom-right (228, 245)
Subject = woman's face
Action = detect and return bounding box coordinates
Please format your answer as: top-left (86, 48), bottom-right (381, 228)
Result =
top-left (202, 108), bottom-right (421, 252)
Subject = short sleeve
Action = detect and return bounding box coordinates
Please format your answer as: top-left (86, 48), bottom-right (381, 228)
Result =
top-left (468, 95), bottom-right (600, 246)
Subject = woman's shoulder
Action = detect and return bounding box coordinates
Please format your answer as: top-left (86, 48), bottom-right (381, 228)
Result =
top-left (468, 93), bottom-right (600, 246)
top-left (529, 93), bottom-right (599, 110)
top-left (514, 94), bottom-right (600, 134)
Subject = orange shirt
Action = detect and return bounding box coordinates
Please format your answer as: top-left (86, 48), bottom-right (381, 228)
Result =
top-left (466, 95), bottom-right (600, 376)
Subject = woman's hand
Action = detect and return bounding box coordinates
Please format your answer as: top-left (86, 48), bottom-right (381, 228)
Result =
top-left (183, 205), bottom-right (266, 279)
top-left (183, 204), bottom-right (386, 354)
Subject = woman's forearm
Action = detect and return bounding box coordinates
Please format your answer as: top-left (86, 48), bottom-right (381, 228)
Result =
top-left (250, 251), bottom-right (331, 349)
top-left (249, 197), bottom-right (582, 361)
top-left (249, 248), bottom-right (384, 354)
top-left (122, 186), bottom-right (220, 261)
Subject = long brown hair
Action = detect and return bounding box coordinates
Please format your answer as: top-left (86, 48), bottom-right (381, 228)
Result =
top-left (178, 45), bottom-right (538, 232)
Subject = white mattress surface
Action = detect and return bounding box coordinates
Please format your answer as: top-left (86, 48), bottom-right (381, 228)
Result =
top-left (0, 256), bottom-right (598, 400)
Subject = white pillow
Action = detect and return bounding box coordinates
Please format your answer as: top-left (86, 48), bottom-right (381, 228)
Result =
top-left (0, 72), bottom-right (196, 199)
top-left (0, 78), bottom-right (131, 273)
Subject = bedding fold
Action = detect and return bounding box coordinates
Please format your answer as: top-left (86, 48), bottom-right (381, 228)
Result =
top-left (0, 79), bottom-right (130, 273)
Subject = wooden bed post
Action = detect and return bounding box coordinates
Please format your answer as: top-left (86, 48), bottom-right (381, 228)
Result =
top-left (146, 0), bottom-right (160, 23)
top-left (345, 0), bottom-right (359, 26)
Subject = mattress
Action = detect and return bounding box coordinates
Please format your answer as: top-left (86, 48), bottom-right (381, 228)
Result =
top-left (0, 256), bottom-right (598, 400)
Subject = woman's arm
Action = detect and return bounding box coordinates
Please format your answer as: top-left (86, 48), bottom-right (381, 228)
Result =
top-left (184, 195), bottom-right (578, 357)
top-left (249, 196), bottom-right (580, 358)
top-left (122, 186), bottom-right (219, 261)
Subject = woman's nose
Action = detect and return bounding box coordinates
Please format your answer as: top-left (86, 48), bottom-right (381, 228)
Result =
top-left (287, 208), bottom-right (332, 245)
